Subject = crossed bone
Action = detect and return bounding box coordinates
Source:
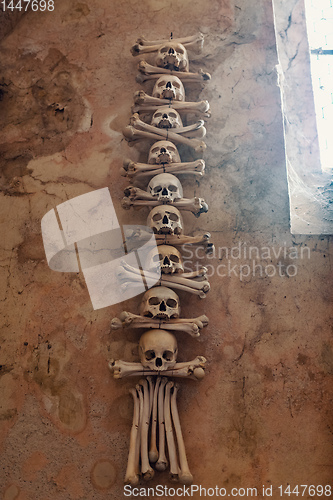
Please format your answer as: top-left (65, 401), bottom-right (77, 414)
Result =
top-left (136, 112), bottom-right (206, 138)
top-left (132, 91), bottom-right (211, 117)
top-left (131, 32), bottom-right (205, 56)
top-left (136, 61), bottom-right (211, 83)
top-left (154, 233), bottom-right (213, 253)
top-left (123, 226), bottom-right (214, 254)
top-left (124, 377), bottom-right (195, 485)
top-left (117, 260), bottom-right (210, 298)
top-left (121, 186), bottom-right (208, 217)
top-left (109, 357), bottom-right (206, 380)
top-left (131, 113), bottom-right (206, 139)
top-left (111, 311), bottom-right (209, 338)
top-left (121, 158), bottom-right (205, 181)
top-left (124, 113), bottom-right (206, 153)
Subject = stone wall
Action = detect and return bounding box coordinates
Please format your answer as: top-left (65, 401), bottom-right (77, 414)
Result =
top-left (0, 1), bottom-right (332, 498)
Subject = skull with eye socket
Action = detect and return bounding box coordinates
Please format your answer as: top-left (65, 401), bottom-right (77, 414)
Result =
top-left (148, 141), bottom-right (181, 165)
top-left (140, 286), bottom-right (180, 319)
top-left (147, 205), bottom-right (183, 235)
top-left (147, 245), bottom-right (184, 274)
top-left (139, 329), bottom-right (178, 371)
top-left (148, 173), bottom-right (183, 203)
top-left (151, 106), bottom-right (183, 129)
top-left (152, 75), bottom-right (185, 101)
top-left (156, 42), bottom-right (189, 72)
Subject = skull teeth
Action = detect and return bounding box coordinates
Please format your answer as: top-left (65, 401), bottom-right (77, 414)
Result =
top-left (161, 267), bottom-right (172, 273)
top-left (161, 90), bottom-right (175, 99)
top-left (159, 227), bottom-right (173, 234)
top-left (156, 154), bottom-right (172, 164)
top-left (158, 119), bottom-right (172, 128)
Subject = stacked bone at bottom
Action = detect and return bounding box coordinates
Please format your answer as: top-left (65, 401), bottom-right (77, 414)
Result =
top-left (124, 377), bottom-right (194, 485)
top-left (109, 32), bottom-right (212, 485)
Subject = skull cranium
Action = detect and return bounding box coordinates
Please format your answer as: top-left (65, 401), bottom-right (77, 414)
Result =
top-left (140, 286), bottom-right (180, 319)
top-left (147, 205), bottom-right (183, 235)
top-left (147, 245), bottom-right (184, 274)
top-left (156, 42), bottom-right (189, 72)
top-left (151, 106), bottom-right (183, 129)
top-left (148, 141), bottom-right (181, 165)
top-left (147, 173), bottom-right (183, 203)
top-left (139, 329), bottom-right (178, 371)
top-left (152, 76), bottom-right (185, 101)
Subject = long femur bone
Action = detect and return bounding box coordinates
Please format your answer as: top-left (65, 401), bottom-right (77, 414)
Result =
top-left (121, 159), bottom-right (205, 180)
top-left (109, 357), bottom-right (207, 380)
top-left (171, 384), bottom-right (193, 485)
top-left (133, 33), bottom-right (204, 52)
top-left (124, 388), bottom-right (141, 486)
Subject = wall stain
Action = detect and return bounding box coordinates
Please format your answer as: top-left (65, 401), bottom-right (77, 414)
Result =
top-left (0, 48), bottom-right (86, 191)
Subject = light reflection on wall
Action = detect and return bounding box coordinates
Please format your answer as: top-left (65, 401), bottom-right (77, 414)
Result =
top-left (305, 0), bottom-right (333, 171)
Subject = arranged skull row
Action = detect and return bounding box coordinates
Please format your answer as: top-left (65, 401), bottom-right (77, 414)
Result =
top-left (122, 173), bottom-right (208, 216)
top-left (111, 286), bottom-right (209, 337)
top-left (131, 33), bottom-right (211, 82)
top-left (117, 243), bottom-right (211, 297)
top-left (111, 33), bottom-right (212, 486)
top-left (123, 112), bottom-right (207, 153)
top-left (121, 140), bottom-right (206, 180)
top-left (109, 329), bottom-right (206, 379)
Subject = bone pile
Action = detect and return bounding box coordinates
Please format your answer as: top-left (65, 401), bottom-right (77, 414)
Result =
top-left (110, 33), bottom-right (212, 486)
top-left (124, 377), bottom-right (194, 485)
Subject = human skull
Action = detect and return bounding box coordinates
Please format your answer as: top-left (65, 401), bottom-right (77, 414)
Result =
top-left (147, 205), bottom-right (183, 235)
top-left (156, 42), bottom-right (189, 72)
top-left (140, 286), bottom-right (180, 319)
top-left (148, 141), bottom-right (181, 165)
top-left (147, 245), bottom-right (184, 274)
top-left (152, 76), bottom-right (185, 101)
top-left (148, 173), bottom-right (183, 203)
top-left (139, 329), bottom-right (178, 371)
top-left (151, 106), bottom-right (183, 129)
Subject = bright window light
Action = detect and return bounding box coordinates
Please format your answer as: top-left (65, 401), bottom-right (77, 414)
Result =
top-left (305, 0), bottom-right (333, 171)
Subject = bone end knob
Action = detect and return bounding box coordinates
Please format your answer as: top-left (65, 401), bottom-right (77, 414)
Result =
top-left (193, 367), bottom-right (205, 380)
top-left (155, 460), bottom-right (168, 472)
top-left (131, 44), bottom-right (141, 56)
top-left (110, 318), bottom-right (122, 330)
top-left (180, 471), bottom-right (194, 485)
top-left (136, 73), bottom-right (146, 84)
top-left (143, 469), bottom-right (155, 481)
top-left (148, 449), bottom-right (158, 463)
top-left (199, 68), bottom-right (211, 81)
top-left (126, 475), bottom-right (139, 486)
top-left (108, 359), bottom-right (115, 371)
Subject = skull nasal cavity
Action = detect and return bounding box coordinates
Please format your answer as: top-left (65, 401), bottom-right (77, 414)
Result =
top-left (160, 148), bottom-right (166, 153)
top-left (159, 300), bottom-right (167, 311)
top-left (166, 81), bottom-right (172, 89)
top-left (168, 48), bottom-right (175, 54)
top-left (162, 188), bottom-right (168, 195)
top-left (156, 357), bottom-right (163, 367)
top-left (163, 215), bottom-right (169, 223)
top-left (162, 114), bottom-right (168, 118)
